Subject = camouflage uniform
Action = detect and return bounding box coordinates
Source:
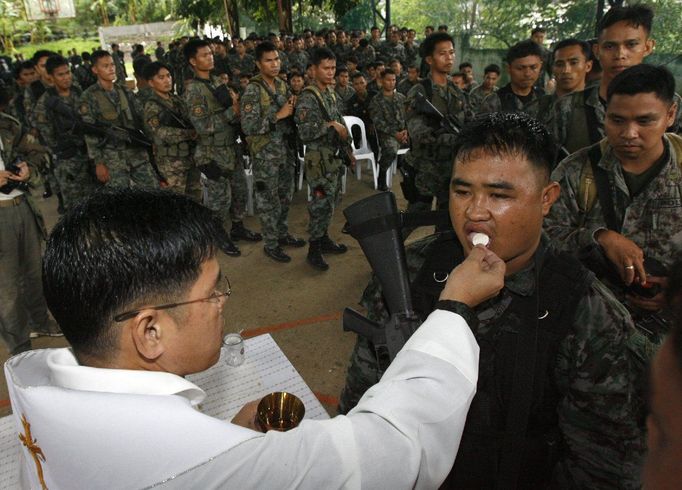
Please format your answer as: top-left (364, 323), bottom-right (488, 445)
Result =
top-left (240, 75), bottom-right (296, 249)
top-left (404, 77), bottom-right (468, 208)
top-left (332, 43), bottom-right (352, 63)
top-left (33, 87), bottom-right (96, 210)
top-left (353, 46), bottom-right (376, 70)
top-left (112, 50), bottom-right (127, 84)
top-left (467, 84), bottom-right (497, 113)
top-left (339, 232), bottom-right (652, 489)
top-left (403, 41), bottom-right (419, 67)
top-left (277, 50), bottom-right (290, 74)
top-left (143, 91), bottom-right (200, 197)
top-left (368, 91), bottom-right (406, 173)
top-left (228, 53), bottom-right (256, 76)
top-left (379, 40), bottom-right (406, 65)
top-left (184, 74), bottom-right (247, 228)
top-left (334, 84), bottom-right (355, 114)
top-left (396, 77), bottom-right (418, 96)
top-left (79, 82), bottom-right (158, 189)
top-left (294, 85), bottom-right (350, 239)
top-left (0, 112), bottom-right (50, 354)
top-left (288, 50), bottom-right (309, 74)
top-left (478, 83), bottom-right (544, 116)
top-left (135, 85), bottom-right (155, 107)
top-left (553, 86), bottom-right (682, 154)
top-left (545, 135), bottom-right (682, 329)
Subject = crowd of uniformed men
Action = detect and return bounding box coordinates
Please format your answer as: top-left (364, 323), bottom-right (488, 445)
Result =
top-left (2, 3), bottom-right (682, 487)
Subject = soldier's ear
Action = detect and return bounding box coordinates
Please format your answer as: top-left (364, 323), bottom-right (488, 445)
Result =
top-left (541, 181), bottom-right (561, 215)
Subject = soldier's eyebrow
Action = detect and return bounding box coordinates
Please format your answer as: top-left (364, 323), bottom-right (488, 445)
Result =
top-left (451, 177), bottom-right (470, 187)
top-left (485, 181), bottom-right (515, 190)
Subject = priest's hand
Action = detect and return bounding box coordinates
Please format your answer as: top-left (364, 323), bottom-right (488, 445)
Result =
top-left (439, 245), bottom-right (505, 308)
top-left (231, 400), bottom-right (261, 431)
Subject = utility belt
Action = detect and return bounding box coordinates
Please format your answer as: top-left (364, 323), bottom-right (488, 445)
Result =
top-left (304, 147), bottom-right (343, 181)
top-left (0, 194), bottom-right (26, 208)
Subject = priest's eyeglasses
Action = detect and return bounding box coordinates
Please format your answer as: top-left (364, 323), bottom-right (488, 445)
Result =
top-left (114, 276), bottom-right (231, 322)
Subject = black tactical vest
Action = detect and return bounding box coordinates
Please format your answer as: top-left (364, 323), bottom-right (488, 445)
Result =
top-left (410, 232), bottom-right (593, 489)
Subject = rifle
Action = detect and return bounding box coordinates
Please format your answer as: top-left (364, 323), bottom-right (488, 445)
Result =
top-left (414, 91), bottom-right (461, 136)
top-left (45, 96), bottom-right (166, 182)
top-left (342, 192), bottom-right (423, 372)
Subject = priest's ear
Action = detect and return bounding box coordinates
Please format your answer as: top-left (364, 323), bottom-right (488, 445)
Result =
top-left (129, 310), bottom-right (167, 361)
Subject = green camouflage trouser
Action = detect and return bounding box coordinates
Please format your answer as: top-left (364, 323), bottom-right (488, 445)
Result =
top-left (102, 147), bottom-right (159, 189)
top-left (377, 134), bottom-right (399, 172)
top-left (307, 168), bottom-right (343, 240)
top-left (253, 153), bottom-right (295, 249)
top-left (204, 170), bottom-right (248, 226)
top-left (338, 335), bottom-right (381, 414)
top-left (157, 157), bottom-right (201, 200)
top-left (53, 154), bottom-right (97, 211)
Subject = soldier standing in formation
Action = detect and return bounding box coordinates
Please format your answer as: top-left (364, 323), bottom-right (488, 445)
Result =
top-left (142, 61), bottom-right (201, 198)
top-left (111, 44), bottom-right (128, 85)
top-left (33, 55), bottom-right (96, 211)
top-left (79, 50), bottom-right (158, 189)
top-left (368, 68), bottom-right (407, 191)
top-left (467, 64), bottom-right (500, 112)
top-left (184, 39), bottom-right (260, 257)
top-left (404, 32), bottom-right (468, 214)
top-left (240, 41), bottom-right (305, 263)
top-left (295, 48), bottom-right (353, 271)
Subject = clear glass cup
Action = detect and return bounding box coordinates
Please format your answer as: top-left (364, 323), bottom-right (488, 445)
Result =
top-left (223, 333), bottom-right (245, 367)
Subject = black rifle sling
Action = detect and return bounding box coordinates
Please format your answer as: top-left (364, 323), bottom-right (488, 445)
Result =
top-left (588, 144), bottom-right (621, 232)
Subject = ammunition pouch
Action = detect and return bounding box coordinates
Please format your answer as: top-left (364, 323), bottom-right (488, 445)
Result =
top-left (157, 141), bottom-right (192, 159)
top-left (245, 134), bottom-right (270, 156)
top-left (304, 147), bottom-right (341, 181)
top-left (205, 130), bottom-right (233, 147)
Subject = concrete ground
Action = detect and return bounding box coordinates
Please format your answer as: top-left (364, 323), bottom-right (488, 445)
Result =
top-left (0, 165), bottom-right (428, 419)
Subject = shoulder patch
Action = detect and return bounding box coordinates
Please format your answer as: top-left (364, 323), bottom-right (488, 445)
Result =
top-left (298, 108), bottom-right (307, 121)
top-left (244, 103), bottom-right (253, 113)
top-left (149, 117), bottom-right (160, 128)
top-left (192, 106), bottom-right (205, 117)
top-left (79, 103), bottom-right (88, 115)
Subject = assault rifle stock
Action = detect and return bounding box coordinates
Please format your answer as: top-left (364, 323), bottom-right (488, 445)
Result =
top-left (414, 91), bottom-right (460, 136)
top-left (342, 192), bottom-right (422, 372)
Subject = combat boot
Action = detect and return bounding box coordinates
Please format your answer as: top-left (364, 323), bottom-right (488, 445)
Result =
top-left (278, 234), bottom-right (306, 248)
top-left (231, 221), bottom-right (262, 242)
top-left (264, 245), bottom-right (292, 263)
top-left (377, 168), bottom-right (388, 192)
top-left (306, 240), bottom-right (329, 271)
top-left (217, 228), bottom-right (241, 257)
top-left (320, 233), bottom-right (347, 254)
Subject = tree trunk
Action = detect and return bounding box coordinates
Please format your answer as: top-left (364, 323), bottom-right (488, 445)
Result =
top-left (228, 0), bottom-right (240, 37)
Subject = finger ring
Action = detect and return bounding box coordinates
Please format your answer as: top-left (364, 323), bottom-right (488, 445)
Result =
top-left (625, 265), bottom-right (635, 270)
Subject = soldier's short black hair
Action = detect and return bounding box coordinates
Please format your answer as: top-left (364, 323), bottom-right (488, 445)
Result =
top-left (133, 56), bottom-right (151, 77)
top-left (451, 72), bottom-right (465, 79)
top-left (91, 50), bottom-right (112, 66)
top-left (81, 52), bottom-right (91, 61)
top-left (531, 27), bottom-right (546, 35)
top-left (553, 38), bottom-right (591, 60)
top-left (45, 55), bottom-right (69, 74)
top-left (371, 26), bottom-right (380, 32)
top-left (32, 50), bottom-right (57, 63)
top-left (183, 39), bottom-right (211, 61)
top-left (597, 4), bottom-right (654, 37)
top-left (43, 189), bottom-right (225, 361)
top-left (420, 32), bottom-right (454, 59)
top-left (607, 64), bottom-right (675, 105)
top-left (380, 68), bottom-right (396, 78)
top-left (437, 25), bottom-right (448, 31)
top-left (289, 72), bottom-right (304, 80)
top-left (13, 60), bottom-right (35, 79)
top-left (505, 40), bottom-right (544, 64)
top-left (458, 62), bottom-right (472, 70)
top-left (484, 64), bottom-right (501, 75)
top-left (255, 41), bottom-right (278, 61)
top-left (454, 113), bottom-right (556, 182)
top-left (347, 55), bottom-right (359, 64)
top-left (350, 71), bottom-right (366, 81)
top-left (335, 66), bottom-right (349, 76)
top-left (311, 47), bottom-right (336, 66)
top-left (143, 61), bottom-right (172, 81)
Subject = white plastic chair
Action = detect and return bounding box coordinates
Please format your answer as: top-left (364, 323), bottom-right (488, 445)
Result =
top-left (343, 115), bottom-right (378, 189)
top-left (387, 147), bottom-right (409, 188)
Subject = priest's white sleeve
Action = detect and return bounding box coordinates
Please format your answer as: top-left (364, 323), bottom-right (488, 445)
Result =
top-left (156, 309), bottom-right (479, 489)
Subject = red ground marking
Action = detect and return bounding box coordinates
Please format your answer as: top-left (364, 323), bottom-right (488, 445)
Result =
top-left (314, 392), bottom-right (339, 407)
